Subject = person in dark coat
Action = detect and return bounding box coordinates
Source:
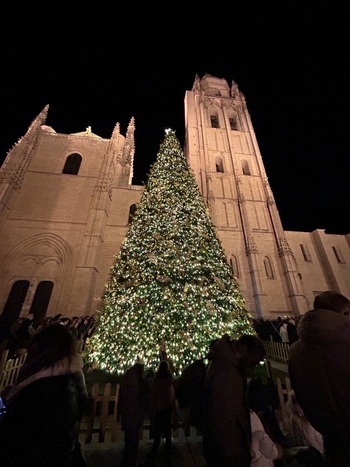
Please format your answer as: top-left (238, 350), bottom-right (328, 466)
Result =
top-left (142, 360), bottom-right (176, 466)
top-left (288, 291), bottom-right (350, 466)
top-left (121, 362), bottom-right (148, 467)
top-left (203, 333), bottom-right (266, 467)
top-left (0, 323), bottom-right (87, 467)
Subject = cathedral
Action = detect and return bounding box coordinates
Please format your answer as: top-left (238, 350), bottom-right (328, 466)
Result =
top-left (1, 73), bottom-right (349, 324)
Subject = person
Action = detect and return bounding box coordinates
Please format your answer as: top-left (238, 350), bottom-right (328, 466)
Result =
top-left (250, 408), bottom-right (284, 466)
top-left (247, 377), bottom-right (291, 450)
top-left (175, 338), bottom-right (218, 432)
top-left (313, 290), bottom-right (350, 316)
top-left (203, 333), bottom-right (266, 467)
top-left (279, 319), bottom-right (289, 343)
top-left (120, 362), bottom-right (148, 467)
top-left (142, 360), bottom-right (176, 466)
top-left (0, 323), bottom-right (88, 467)
top-left (288, 290), bottom-right (350, 466)
top-left (286, 318), bottom-right (299, 345)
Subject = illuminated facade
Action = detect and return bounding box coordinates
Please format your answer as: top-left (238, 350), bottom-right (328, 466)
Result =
top-left (1, 74), bottom-right (349, 322)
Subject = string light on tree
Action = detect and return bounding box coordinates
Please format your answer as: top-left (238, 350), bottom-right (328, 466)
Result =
top-left (84, 129), bottom-right (254, 377)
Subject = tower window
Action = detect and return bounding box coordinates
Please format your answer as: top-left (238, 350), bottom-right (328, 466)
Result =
top-left (229, 255), bottom-right (240, 278)
top-left (332, 245), bottom-right (345, 264)
top-left (210, 114), bottom-right (219, 128)
top-left (300, 243), bottom-right (312, 262)
top-left (229, 117), bottom-right (237, 130)
top-left (242, 160), bottom-right (250, 175)
top-left (263, 256), bottom-right (274, 279)
top-left (128, 204), bottom-right (137, 224)
top-left (215, 157), bottom-right (224, 173)
top-left (62, 153), bottom-right (82, 175)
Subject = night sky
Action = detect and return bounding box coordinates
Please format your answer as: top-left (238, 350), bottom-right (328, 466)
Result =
top-left (1, 1), bottom-right (349, 234)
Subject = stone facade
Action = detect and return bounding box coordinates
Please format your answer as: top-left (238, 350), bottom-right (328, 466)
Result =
top-left (1, 75), bottom-right (349, 322)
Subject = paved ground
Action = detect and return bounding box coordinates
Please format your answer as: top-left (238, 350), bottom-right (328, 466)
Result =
top-left (80, 426), bottom-right (206, 467)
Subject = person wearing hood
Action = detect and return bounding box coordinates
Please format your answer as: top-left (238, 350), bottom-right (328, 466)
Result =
top-left (203, 333), bottom-right (266, 467)
top-left (0, 323), bottom-right (87, 467)
top-left (288, 291), bottom-right (350, 466)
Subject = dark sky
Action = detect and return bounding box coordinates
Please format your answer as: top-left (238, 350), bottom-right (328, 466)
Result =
top-left (1, 1), bottom-right (349, 234)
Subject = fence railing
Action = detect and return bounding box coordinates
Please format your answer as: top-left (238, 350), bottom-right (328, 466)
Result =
top-left (262, 337), bottom-right (290, 363)
top-left (0, 342), bottom-right (292, 448)
top-left (79, 382), bottom-right (121, 443)
top-left (0, 350), bottom-right (28, 395)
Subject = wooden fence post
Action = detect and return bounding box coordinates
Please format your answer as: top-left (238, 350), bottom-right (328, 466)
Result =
top-left (81, 382), bottom-right (120, 444)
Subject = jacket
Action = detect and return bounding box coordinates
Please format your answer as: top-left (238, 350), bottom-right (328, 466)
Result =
top-left (288, 309), bottom-right (350, 457)
top-left (203, 334), bottom-right (251, 467)
top-left (0, 354), bottom-right (87, 467)
top-left (121, 364), bottom-right (148, 432)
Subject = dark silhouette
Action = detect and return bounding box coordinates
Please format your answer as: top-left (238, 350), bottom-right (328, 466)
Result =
top-left (120, 362), bottom-right (148, 467)
top-left (0, 323), bottom-right (88, 466)
top-left (289, 291), bottom-right (350, 466)
top-left (203, 334), bottom-right (266, 467)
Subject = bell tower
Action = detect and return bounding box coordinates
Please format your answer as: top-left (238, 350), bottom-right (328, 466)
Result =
top-left (184, 74), bottom-right (307, 318)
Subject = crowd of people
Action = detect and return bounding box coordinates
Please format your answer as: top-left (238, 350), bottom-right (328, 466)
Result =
top-left (0, 313), bottom-right (96, 358)
top-left (252, 315), bottom-right (301, 345)
top-left (1, 289), bottom-right (350, 466)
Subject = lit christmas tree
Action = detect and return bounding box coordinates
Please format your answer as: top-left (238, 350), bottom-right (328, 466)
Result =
top-left (85, 129), bottom-right (253, 377)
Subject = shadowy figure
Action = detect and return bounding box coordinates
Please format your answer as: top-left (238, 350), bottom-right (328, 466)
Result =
top-left (247, 377), bottom-right (291, 449)
top-left (203, 334), bottom-right (266, 467)
top-left (142, 360), bottom-right (176, 466)
top-left (175, 339), bottom-right (218, 432)
top-left (120, 362), bottom-right (148, 467)
top-left (0, 323), bottom-right (87, 467)
top-left (289, 290), bottom-right (350, 466)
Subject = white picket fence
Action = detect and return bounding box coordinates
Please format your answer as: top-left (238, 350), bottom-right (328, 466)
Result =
top-left (262, 337), bottom-right (290, 363)
top-left (0, 350), bottom-right (28, 395)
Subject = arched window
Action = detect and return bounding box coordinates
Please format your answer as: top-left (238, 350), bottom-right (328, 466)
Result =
top-left (332, 245), bottom-right (345, 264)
top-left (229, 116), bottom-right (238, 130)
top-left (215, 157), bottom-right (224, 173)
top-left (242, 160), bottom-right (250, 175)
top-left (210, 114), bottom-right (219, 128)
top-left (128, 204), bottom-right (137, 223)
top-left (263, 256), bottom-right (274, 279)
top-left (1, 280), bottom-right (30, 320)
top-left (229, 255), bottom-right (240, 278)
top-left (300, 243), bottom-right (312, 262)
top-left (29, 281), bottom-right (54, 326)
top-left (62, 153), bottom-right (82, 175)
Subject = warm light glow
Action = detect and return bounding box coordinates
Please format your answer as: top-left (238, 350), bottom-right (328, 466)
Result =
top-left (84, 129), bottom-right (254, 377)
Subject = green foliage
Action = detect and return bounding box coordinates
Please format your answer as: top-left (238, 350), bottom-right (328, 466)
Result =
top-left (85, 129), bottom-right (253, 376)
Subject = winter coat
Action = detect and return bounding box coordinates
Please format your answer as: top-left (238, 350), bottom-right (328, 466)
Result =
top-left (288, 309), bottom-right (350, 459)
top-left (279, 323), bottom-right (289, 343)
top-left (203, 334), bottom-right (251, 467)
top-left (0, 354), bottom-right (87, 467)
top-left (149, 374), bottom-right (175, 413)
top-left (121, 364), bottom-right (148, 432)
top-left (250, 410), bottom-right (282, 467)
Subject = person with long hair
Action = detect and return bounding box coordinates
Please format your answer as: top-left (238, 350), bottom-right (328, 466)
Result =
top-left (0, 323), bottom-right (87, 466)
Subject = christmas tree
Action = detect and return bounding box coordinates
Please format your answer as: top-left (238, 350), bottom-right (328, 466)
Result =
top-left (85, 129), bottom-right (253, 377)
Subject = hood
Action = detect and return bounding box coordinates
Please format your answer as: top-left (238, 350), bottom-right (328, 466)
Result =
top-left (7, 354), bottom-right (84, 400)
top-left (298, 309), bottom-right (350, 345)
top-left (207, 334), bottom-right (237, 364)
